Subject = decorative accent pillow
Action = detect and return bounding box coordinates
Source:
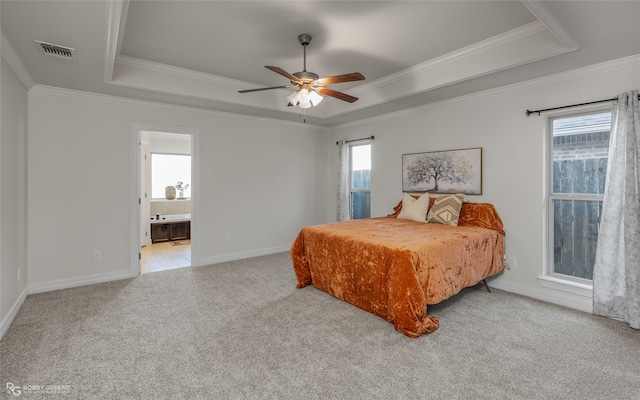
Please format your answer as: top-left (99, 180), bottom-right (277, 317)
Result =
top-left (427, 194), bottom-right (465, 226)
top-left (397, 193), bottom-right (430, 223)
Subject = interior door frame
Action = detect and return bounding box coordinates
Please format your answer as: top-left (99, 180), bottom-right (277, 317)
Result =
top-left (139, 141), bottom-right (151, 247)
top-left (129, 122), bottom-right (200, 276)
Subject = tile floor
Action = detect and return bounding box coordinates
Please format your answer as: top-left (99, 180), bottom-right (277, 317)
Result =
top-left (140, 241), bottom-right (191, 274)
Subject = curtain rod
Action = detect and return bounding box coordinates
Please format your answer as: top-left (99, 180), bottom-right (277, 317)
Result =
top-left (336, 135), bottom-right (374, 145)
top-left (525, 94), bottom-right (640, 116)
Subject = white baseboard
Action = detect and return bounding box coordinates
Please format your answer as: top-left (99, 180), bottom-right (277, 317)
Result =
top-left (489, 280), bottom-right (593, 314)
top-left (28, 270), bottom-right (132, 295)
top-left (197, 245), bottom-right (290, 267)
top-left (0, 287), bottom-right (27, 340)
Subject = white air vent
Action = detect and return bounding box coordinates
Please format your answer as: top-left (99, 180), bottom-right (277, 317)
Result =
top-left (35, 40), bottom-right (76, 61)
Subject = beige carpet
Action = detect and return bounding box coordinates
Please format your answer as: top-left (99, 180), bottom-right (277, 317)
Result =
top-left (1, 252), bottom-right (639, 399)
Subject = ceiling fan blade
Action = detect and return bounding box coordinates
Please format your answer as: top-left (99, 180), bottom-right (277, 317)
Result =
top-left (316, 72), bottom-right (365, 85)
top-left (265, 66), bottom-right (301, 83)
top-left (316, 87), bottom-right (358, 103)
top-left (238, 85), bottom-right (292, 93)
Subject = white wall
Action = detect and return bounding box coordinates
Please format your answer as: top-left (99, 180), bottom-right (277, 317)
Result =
top-left (13, 49), bottom-right (640, 321)
top-left (329, 55), bottom-right (640, 312)
top-left (0, 58), bottom-right (28, 336)
top-left (27, 87), bottom-right (328, 291)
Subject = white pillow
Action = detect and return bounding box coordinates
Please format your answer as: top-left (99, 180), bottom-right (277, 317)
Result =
top-left (397, 193), bottom-right (430, 223)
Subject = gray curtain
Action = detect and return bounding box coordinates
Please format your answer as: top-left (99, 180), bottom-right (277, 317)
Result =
top-left (593, 90), bottom-right (640, 329)
top-left (336, 140), bottom-right (349, 221)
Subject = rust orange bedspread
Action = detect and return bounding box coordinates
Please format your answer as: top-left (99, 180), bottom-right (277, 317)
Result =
top-left (291, 216), bottom-right (504, 338)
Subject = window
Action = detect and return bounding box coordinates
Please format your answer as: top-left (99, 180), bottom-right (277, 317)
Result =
top-left (151, 153), bottom-right (191, 199)
top-left (350, 144), bottom-right (371, 219)
top-left (547, 110), bottom-right (611, 285)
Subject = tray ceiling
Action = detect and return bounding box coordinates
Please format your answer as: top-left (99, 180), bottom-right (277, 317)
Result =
top-left (1, 1), bottom-right (639, 126)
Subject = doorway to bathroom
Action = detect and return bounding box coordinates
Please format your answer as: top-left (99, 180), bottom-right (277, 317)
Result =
top-left (131, 123), bottom-right (199, 276)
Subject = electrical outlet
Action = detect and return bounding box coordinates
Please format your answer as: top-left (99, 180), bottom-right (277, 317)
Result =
top-left (93, 250), bottom-right (101, 261)
top-left (225, 235), bottom-right (232, 244)
top-left (17, 268), bottom-right (21, 281)
top-left (506, 255), bottom-right (517, 269)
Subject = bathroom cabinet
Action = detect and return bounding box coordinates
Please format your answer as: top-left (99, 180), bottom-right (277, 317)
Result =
top-left (151, 221), bottom-right (190, 243)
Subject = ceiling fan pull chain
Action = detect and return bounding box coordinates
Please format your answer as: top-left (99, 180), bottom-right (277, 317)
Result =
top-left (298, 107), bottom-right (306, 123)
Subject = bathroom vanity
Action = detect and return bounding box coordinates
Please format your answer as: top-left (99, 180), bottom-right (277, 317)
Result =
top-left (150, 214), bottom-right (191, 243)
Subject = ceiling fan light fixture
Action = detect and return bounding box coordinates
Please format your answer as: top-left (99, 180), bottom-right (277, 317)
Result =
top-left (287, 91), bottom-right (300, 107)
top-left (298, 90), bottom-right (312, 109)
top-left (240, 34), bottom-right (363, 118)
top-left (287, 88), bottom-right (323, 109)
top-left (309, 90), bottom-right (323, 106)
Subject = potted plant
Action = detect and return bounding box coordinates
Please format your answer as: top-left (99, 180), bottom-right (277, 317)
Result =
top-left (175, 181), bottom-right (190, 199)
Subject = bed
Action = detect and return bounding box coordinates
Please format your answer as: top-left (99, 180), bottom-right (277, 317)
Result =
top-left (290, 197), bottom-right (505, 338)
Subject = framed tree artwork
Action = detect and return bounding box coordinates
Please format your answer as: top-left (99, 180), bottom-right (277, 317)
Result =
top-left (402, 147), bottom-right (482, 194)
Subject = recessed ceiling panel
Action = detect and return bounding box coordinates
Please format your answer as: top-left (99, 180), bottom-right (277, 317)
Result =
top-left (121, 1), bottom-right (536, 86)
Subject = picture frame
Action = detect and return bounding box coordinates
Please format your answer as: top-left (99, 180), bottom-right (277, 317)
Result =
top-left (402, 147), bottom-right (482, 194)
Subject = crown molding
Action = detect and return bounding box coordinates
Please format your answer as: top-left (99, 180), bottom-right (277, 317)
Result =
top-left (29, 84), bottom-right (328, 130)
top-left (353, 21), bottom-right (550, 94)
top-left (521, 0), bottom-right (579, 51)
top-left (517, 53), bottom-right (640, 88)
top-left (110, 55), bottom-right (311, 116)
top-left (335, 54), bottom-right (640, 129)
top-left (28, 52), bottom-right (639, 131)
top-left (115, 55), bottom-right (256, 89)
top-left (104, 0), bottom-right (129, 83)
top-left (108, 18), bottom-right (572, 121)
top-left (321, 20), bottom-right (572, 118)
top-left (1, 32), bottom-right (36, 90)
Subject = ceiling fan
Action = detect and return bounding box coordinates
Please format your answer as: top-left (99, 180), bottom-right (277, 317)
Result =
top-left (238, 34), bottom-right (365, 110)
